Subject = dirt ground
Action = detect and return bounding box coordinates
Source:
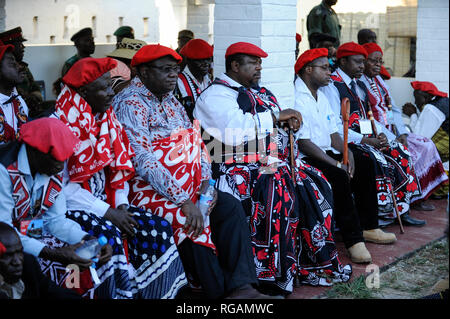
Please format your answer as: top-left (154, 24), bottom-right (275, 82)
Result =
top-left (320, 237), bottom-right (449, 299)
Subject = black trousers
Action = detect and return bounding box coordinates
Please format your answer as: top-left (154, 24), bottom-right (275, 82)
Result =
top-left (304, 145), bottom-right (379, 248)
top-left (177, 191), bottom-right (257, 299)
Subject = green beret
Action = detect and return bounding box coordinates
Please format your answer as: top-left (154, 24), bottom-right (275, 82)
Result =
top-left (114, 26), bottom-right (134, 37)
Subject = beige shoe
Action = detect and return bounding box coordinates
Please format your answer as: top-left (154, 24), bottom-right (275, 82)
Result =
top-left (363, 228), bottom-right (397, 244)
top-left (347, 242), bottom-right (372, 264)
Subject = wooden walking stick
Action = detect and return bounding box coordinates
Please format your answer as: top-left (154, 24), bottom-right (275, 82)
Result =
top-left (289, 128), bottom-right (296, 181)
top-left (340, 98), bottom-right (350, 166)
top-left (367, 105), bottom-right (405, 233)
top-left (385, 94), bottom-right (399, 137)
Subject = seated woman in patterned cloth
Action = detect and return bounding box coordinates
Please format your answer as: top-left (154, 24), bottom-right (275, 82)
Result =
top-left (55, 57), bottom-right (187, 299)
top-left (360, 43), bottom-right (448, 210)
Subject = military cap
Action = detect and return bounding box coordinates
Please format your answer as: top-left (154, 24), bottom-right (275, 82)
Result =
top-left (0, 27), bottom-right (27, 44)
top-left (70, 27), bottom-right (93, 42)
top-left (114, 26), bottom-right (134, 38)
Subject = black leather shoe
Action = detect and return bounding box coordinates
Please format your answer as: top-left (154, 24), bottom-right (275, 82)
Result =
top-left (400, 213), bottom-right (426, 227)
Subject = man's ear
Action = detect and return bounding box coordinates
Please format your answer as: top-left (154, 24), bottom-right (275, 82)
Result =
top-left (77, 85), bottom-right (88, 99)
top-left (137, 65), bottom-right (150, 80)
top-left (230, 60), bottom-right (240, 73)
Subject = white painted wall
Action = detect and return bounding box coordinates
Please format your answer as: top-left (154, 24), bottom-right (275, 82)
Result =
top-left (415, 0), bottom-right (449, 93)
top-left (23, 43), bottom-right (115, 101)
top-left (4, 0), bottom-right (189, 49)
top-left (214, 0), bottom-right (298, 108)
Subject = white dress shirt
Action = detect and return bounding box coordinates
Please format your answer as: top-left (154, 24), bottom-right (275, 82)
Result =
top-left (294, 77), bottom-right (339, 152)
top-left (63, 165), bottom-right (130, 217)
top-left (410, 103), bottom-right (446, 139)
top-left (193, 73), bottom-right (274, 146)
top-left (320, 68), bottom-right (396, 143)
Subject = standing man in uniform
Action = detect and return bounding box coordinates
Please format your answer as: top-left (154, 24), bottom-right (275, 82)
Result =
top-left (307, 0), bottom-right (341, 49)
top-left (0, 27), bottom-right (43, 115)
top-left (61, 27), bottom-right (95, 76)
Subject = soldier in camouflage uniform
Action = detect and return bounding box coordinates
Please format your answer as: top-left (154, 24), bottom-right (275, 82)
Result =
top-left (307, 0), bottom-right (341, 49)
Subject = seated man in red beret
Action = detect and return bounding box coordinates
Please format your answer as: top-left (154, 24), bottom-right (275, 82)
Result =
top-left (360, 44), bottom-right (448, 209)
top-left (0, 118), bottom-right (113, 297)
top-left (113, 44), bottom-right (272, 299)
top-left (0, 42), bottom-right (28, 144)
top-left (294, 48), bottom-right (396, 264)
top-left (320, 42), bottom-right (424, 227)
top-left (55, 57), bottom-right (187, 299)
top-left (175, 39), bottom-right (213, 122)
top-left (194, 42), bottom-right (352, 295)
top-left (402, 81), bottom-right (449, 199)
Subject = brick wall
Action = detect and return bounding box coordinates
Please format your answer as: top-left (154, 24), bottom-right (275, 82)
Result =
top-left (416, 0), bottom-right (449, 93)
top-left (187, 2), bottom-right (214, 43)
top-left (213, 0), bottom-right (297, 108)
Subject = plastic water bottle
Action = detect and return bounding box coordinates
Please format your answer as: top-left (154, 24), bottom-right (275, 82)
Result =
top-left (197, 179), bottom-right (216, 226)
top-left (75, 236), bottom-right (108, 261)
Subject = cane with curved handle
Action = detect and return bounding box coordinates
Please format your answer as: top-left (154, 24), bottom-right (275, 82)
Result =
top-left (340, 97), bottom-right (350, 166)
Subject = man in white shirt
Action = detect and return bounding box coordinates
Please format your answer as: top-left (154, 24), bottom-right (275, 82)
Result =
top-left (0, 42), bottom-right (28, 144)
top-left (320, 42), bottom-right (424, 227)
top-left (175, 39), bottom-right (213, 121)
top-left (294, 48), bottom-right (396, 264)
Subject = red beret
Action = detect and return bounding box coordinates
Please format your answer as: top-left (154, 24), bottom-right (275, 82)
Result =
top-left (336, 42), bottom-right (368, 59)
top-left (362, 43), bottom-right (383, 55)
top-left (63, 57), bottom-right (117, 88)
top-left (0, 42), bottom-right (14, 61)
top-left (225, 42), bottom-right (268, 59)
top-left (19, 118), bottom-right (81, 162)
top-left (295, 48), bottom-right (328, 74)
top-left (411, 81), bottom-right (448, 98)
top-left (379, 66), bottom-right (391, 80)
top-left (296, 33), bottom-right (302, 43)
top-left (180, 39), bottom-right (213, 59)
top-left (0, 241), bottom-right (5, 257)
top-left (131, 44), bottom-right (182, 67)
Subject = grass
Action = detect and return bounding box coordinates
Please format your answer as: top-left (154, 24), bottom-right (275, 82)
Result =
top-left (325, 275), bottom-right (376, 299)
top-left (322, 238), bottom-right (449, 299)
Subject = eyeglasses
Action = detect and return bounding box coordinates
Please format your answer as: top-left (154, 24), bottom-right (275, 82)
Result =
top-left (309, 64), bottom-right (332, 71)
top-left (367, 58), bottom-right (384, 65)
top-left (148, 65), bottom-right (181, 74)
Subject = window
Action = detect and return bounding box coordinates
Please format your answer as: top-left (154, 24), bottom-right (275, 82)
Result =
top-left (92, 16), bottom-right (97, 37)
top-left (63, 16), bottom-right (69, 38)
top-left (33, 16), bottom-right (38, 38)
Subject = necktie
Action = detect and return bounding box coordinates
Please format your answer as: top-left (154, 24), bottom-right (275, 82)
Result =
top-left (350, 80), bottom-right (357, 96)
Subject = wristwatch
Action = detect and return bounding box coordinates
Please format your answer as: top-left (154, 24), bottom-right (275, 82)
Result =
top-left (336, 161), bottom-right (342, 169)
